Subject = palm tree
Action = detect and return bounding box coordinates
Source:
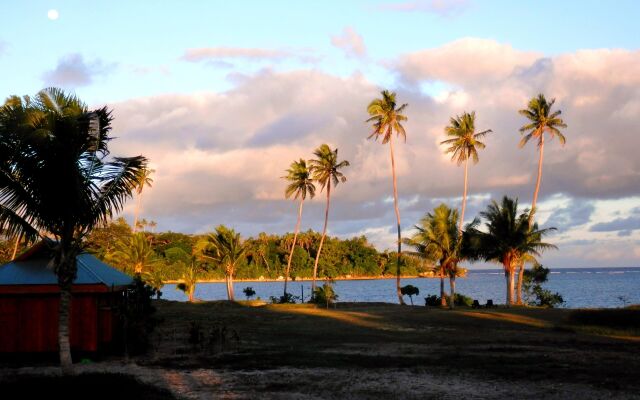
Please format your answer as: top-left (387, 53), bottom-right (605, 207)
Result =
top-left (404, 204), bottom-right (467, 309)
top-left (518, 94), bottom-right (567, 303)
top-left (133, 167), bottom-right (155, 233)
top-left (197, 225), bottom-right (248, 301)
top-left (176, 259), bottom-right (200, 302)
top-left (111, 232), bottom-right (158, 275)
top-left (0, 88), bottom-right (146, 369)
top-left (441, 111), bottom-right (491, 231)
top-left (466, 196), bottom-right (557, 305)
top-left (282, 159), bottom-right (315, 297)
top-left (309, 144), bottom-right (349, 292)
top-left (366, 90), bottom-right (408, 305)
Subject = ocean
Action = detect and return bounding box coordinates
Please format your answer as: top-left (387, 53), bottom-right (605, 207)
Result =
top-left (161, 267), bottom-right (640, 308)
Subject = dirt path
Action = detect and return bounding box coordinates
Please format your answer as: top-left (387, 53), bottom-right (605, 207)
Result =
top-left (3, 363), bottom-right (637, 400)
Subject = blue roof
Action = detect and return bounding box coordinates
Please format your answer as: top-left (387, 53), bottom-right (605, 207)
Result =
top-left (0, 253), bottom-right (133, 287)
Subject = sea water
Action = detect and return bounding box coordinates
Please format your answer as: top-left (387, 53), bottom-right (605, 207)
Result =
top-left (161, 267), bottom-right (640, 308)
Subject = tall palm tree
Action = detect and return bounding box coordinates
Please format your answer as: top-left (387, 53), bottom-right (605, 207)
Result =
top-left (0, 88), bottom-right (146, 369)
top-left (441, 111), bottom-right (491, 231)
top-left (366, 90), bottom-right (408, 305)
top-left (197, 225), bottom-right (248, 301)
top-left (518, 94), bottom-right (567, 303)
top-left (404, 204), bottom-right (468, 309)
top-left (133, 167), bottom-right (155, 233)
top-left (466, 196), bottom-right (557, 305)
top-left (111, 232), bottom-right (158, 275)
top-left (282, 159), bottom-right (316, 297)
top-left (309, 144), bottom-right (349, 292)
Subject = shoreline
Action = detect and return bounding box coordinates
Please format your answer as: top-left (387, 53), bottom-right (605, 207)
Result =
top-left (164, 275), bottom-right (435, 284)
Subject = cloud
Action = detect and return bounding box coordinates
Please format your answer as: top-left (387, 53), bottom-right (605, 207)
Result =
top-left (42, 53), bottom-right (114, 87)
top-left (378, 0), bottom-right (471, 17)
top-left (331, 27), bottom-right (367, 58)
top-left (105, 40), bottom-right (640, 268)
top-left (181, 47), bottom-right (318, 64)
top-left (590, 216), bottom-right (640, 233)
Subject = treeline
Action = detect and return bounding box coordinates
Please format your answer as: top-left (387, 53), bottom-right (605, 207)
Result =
top-left (33, 218), bottom-right (429, 282)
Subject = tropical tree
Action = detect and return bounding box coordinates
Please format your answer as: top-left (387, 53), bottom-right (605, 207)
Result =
top-left (0, 88), bottom-right (146, 369)
top-left (518, 94), bottom-right (567, 303)
top-left (441, 111), bottom-right (491, 231)
top-left (309, 144), bottom-right (349, 292)
top-left (366, 90), bottom-right (408, 305)
top-left (133, 167), bottom-right (155, 233)
top-left (282, 159), bottom-right (315, 297)
top-left (404, 204), bottom-right (466, 309)
top-left (466, 196), bottom-right (557, 305)
top-left (197, 225), bottom-right (248, 301)
top-left (111, 232), bottom-right (158, 275)
top-left (176, 258), bottom-right (200, 302)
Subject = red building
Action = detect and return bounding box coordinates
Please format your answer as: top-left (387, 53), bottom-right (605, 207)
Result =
top-left (0, 242), bottom-right (132, 353)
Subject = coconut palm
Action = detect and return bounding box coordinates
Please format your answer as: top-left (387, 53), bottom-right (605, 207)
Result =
top-left (466, 196), bottom-right (557, 305)
top-left (441, 111), bottom-right (491, 231)
top-left (0, 88), bottom-right (146, 369)
top-left (366, 90), bottom-right (408, 305)
top-left (282, 159), bottom-right (315, 297)
top-left (176, 259), bottom-right (200, 302)
top-left (197, 225), bottom-right (248, 301)
top-left (518, 94), bottom-right (567, 303)
top-left (309, 144), bottom-right (349, 292)
top-left (111, 232), bottom-right (158, 275)
top-left (404, 204), bottom-right (468, 309)
top-left (133, 167), bottom-right (155, 233)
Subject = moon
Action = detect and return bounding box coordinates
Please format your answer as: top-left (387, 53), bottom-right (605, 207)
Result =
top-left (47, 9), bottom-right (59, 20)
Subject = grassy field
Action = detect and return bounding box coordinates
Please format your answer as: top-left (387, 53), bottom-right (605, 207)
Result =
top-left (134, 300), bottom-right (640, 398)
top-left (2, 301), bottom-right (639, 399)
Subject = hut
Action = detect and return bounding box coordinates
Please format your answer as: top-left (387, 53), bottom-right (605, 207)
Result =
top-left (0, 241), bottom-right (133, 354)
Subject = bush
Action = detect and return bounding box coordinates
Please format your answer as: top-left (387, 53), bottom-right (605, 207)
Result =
top-left (424, 293), bottom-right (473, 307)
top-left (119, 276), bottom-right (161, 355)
top-left (311, 282), bottom-right (338, 308)
top-left (270, 292), bottom-right (300, 304)
top-left (243, 286), bottom-right (256, 300)
top-left (401, 285), bottom-right (420, 305)
top-left (523, 264), bottom-right (564, 308)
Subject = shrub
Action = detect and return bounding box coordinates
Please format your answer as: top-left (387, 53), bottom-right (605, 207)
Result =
top-left (311, 282), bottom-right (338, 308)
top-left (401, 285), bottom-right (420, 305)
top-left (119, 277), bottom-right (161, 355)
top-left (243, 286), bottom-right (256, 300)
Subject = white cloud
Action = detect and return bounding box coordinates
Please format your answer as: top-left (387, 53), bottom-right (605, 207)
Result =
top-left (331, 27), bottom-right (367, 58)
top-left (42, 53), bottom-right (115, 87)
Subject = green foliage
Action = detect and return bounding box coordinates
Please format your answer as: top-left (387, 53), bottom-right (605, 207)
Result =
top-left (441, 111), bottom-right (491, 165)
top-left (311, 281), bottom-right (338, 308)
top-left (271, 292), bottom-right (300, 304)
top-left (401, 285), bottom-right (419, 305)
top-left (243, 286), bottom-right (256, 300)
top-left (523, 264), bottom-right (564, 308)
top-left (424, 293), bottom-right (473, 307)
top-left (120, 276), bottom-right (160, 355)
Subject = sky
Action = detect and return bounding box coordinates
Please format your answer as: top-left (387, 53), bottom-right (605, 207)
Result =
top-left (1, 0), bottom-right (639, 268)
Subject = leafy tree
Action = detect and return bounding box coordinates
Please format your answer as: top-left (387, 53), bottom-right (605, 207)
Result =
top-left (86, 217), bottom-right (133, 259)
top-left (441, 111), bottom-right (491, 231)
top-left (111, 232), bottom-right (159, 275)
top-left (0, 88), bottom-right (146, 369)
top-left (282, 159), bottom-right (315, 297)
top-left (132, 167), bottom-right (154, 233)
top-left (466, 196), bottom-right (557, 305)
top-left (523, 263), bottom-right (564, 307)
top-left (309, 144), bottom-right (349, 292)
top-left (197, 225), bottom-right (248, 301)
top-left (243, 286), bottom-right (256, 300)
top-left (366, 90), bottom-right (409, 305)
top-left (401, 285), bottom-right (420, 305)
top-left (517, 94), bottom-right (567, 304)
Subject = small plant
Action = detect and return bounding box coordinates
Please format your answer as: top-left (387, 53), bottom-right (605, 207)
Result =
top-left (311, 281), bottom-right (338, 308)
top-left (424, 293), bottom-right (473, 307)
top-left (424, 294), bottom-right (439, 307)
top-left (243, 286), bottom-right (256, 300)
top-left (401, 285), bottom-right (420, 305)
top-left (270, 292), bottom-right (300, 304)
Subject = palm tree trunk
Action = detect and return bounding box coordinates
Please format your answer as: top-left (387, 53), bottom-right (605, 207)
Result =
top-left (459, 158), bottom-right (469, 232)
top-left (449, 275), bottom-right (456, 309)
top-left (58, 286), bottom-right (73, 371)
top-left (439, 273), bottom-right (447, 307)
top-left (11, 235), bottom-right (20, 260)
top-left (509, 269), bottom-right (515, 306)
top-left (516, 262), bottom-right (525, 305)
top-left (529, 134), bottom-right (545, 226)
top-left (388, 136), bottom-right (405, 305)
top-left (133, 192), bottom-right (142, 233)
top-left (504, 270), bottom-right (512, 306)
top-left (284, 199), bottom-right (304, 297)
top-left (312, 181), bottom-right (331, 292)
